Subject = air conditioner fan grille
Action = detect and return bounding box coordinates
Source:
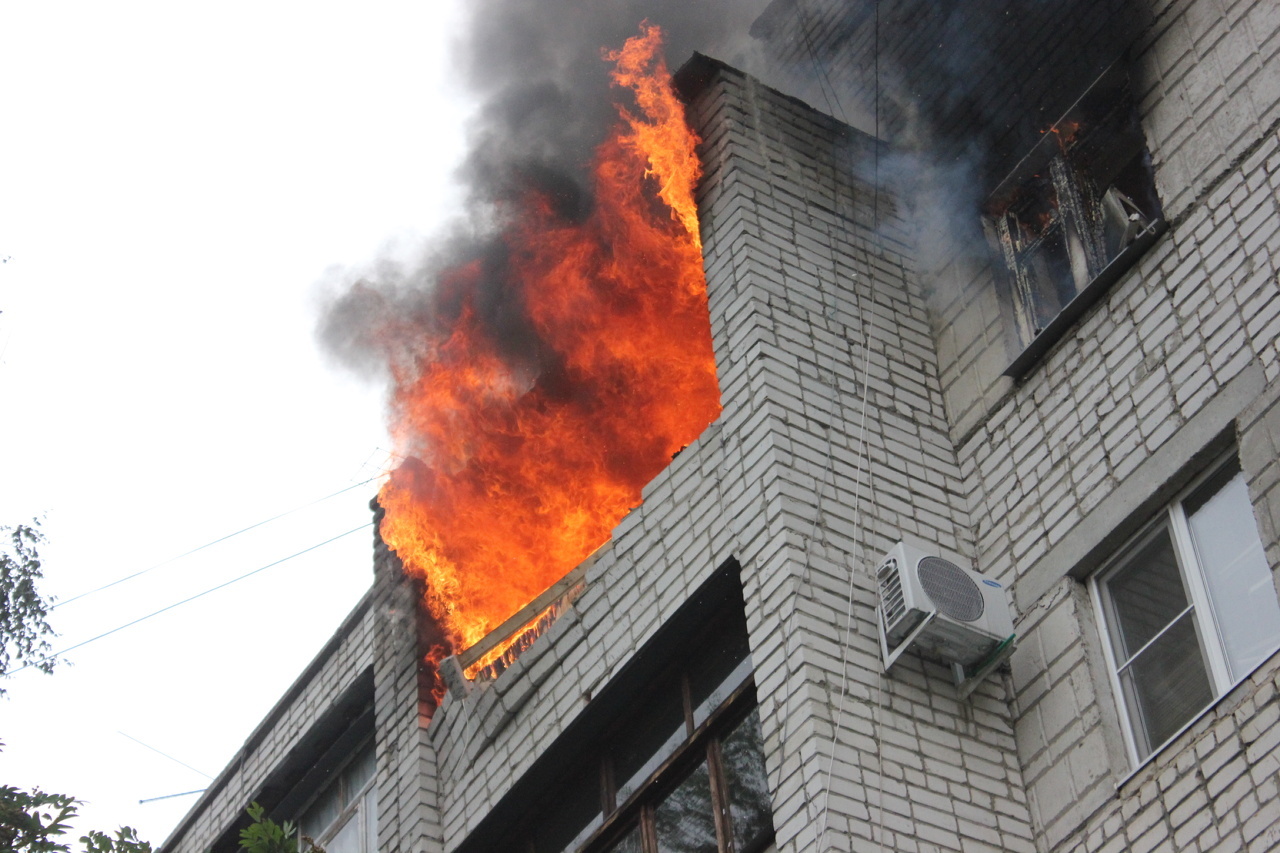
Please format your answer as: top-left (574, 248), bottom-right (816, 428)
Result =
top-left (917, 557), bottom-right (984, 622)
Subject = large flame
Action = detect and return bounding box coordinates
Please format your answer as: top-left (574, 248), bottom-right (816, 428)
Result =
top-left (378, 24), bottom-right (721, 678)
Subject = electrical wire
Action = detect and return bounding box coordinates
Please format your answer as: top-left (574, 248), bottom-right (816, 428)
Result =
top-left (139, 790), bottom-right (206, 805)
top-left (789, 1), bottom-right (886, 848)
top-left (118, 730), bottom-right (214, 780)
top-left (54, 477), bottom-right (378, 609)
top-left (3, 522), bottom-right (371, 678)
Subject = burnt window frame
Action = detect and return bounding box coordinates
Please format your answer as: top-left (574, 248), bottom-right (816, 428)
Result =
top-left (984, 64), bottom-right (1167, 378)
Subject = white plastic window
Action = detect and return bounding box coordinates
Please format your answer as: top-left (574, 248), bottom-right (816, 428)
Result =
top-left (1093, 460), bottom-right (1280, 764)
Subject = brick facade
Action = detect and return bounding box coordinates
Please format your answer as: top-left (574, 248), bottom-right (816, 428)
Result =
top-left (165, 1), bottom-right (1280, 851)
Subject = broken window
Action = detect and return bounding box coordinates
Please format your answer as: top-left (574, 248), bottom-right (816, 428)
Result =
top-left (985, 66), bottom-right (1165, 375)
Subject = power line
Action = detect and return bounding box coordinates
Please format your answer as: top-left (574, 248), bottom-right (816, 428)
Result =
top-left (54, 477), bottom-right (378, 610)
top-left (140, 788), bottom-right (204, 799)
top-left (4, 522), bottom-right (372, 678)
top-left (118, 730), bottom-right (214, 780)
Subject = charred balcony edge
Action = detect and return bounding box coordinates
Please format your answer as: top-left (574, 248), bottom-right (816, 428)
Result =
top-left (440, 549), bottom-right (602, 696)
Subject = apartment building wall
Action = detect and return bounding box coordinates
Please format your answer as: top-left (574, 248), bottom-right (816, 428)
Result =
top-left (162, 530), bottom-right (434, 853)
top-left (421, 57), bottom-right (1037, 853)
top-left (759, 0), bottom-right (1280, 850)
top-left (165, 3), bottom-right (1280, 852)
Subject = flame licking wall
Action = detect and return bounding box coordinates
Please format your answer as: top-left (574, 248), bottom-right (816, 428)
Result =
top-left (376, 26), bottom-right (722, 679)
top-left (319, 4), bottom-right (772, 701)
top-left (319, 0), bottom-right (1149, 707)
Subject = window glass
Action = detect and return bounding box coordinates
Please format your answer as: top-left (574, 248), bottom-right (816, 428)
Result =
top-left (1117, 610), bottom-right (1214, 754)
top-left (345, 742), bottom-right (376, 792)
top-left (301, 778), bottom-right (343, 842)
top-left (985, 75), bottom-right (1163, 365)
top-left (612, 670), bottom-right (687, 806)
top-left (533, 765), bottom-right (603, 853)
top-left (363, 786), bottom-right (378, 853)
top-left (1185, 471), bottom-right (1280, 679)
top-left (1103, 530), bottom-right (1189, 660)
top-left (604, 824), bottom-right (643, 853)
top-left (299, 741), bottom-right (377, 852)
top-left (721, 709), bottom-right (772, 853)
top-left (324, 813), bottom-right (363, 853)
top-left (654, 761), bottom-right (718, 853)
top-left (1097, 457), bottom-right (1280, 764)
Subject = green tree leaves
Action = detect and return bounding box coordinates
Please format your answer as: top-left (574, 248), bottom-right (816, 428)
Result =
top-left (0, 519), bottom-right (57, 691)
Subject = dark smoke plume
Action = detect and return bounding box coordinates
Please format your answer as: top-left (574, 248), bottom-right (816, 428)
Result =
top-left (750, 0), bottom-right (1150, 276)
top-left (319, 0), bottom-right (772, 391)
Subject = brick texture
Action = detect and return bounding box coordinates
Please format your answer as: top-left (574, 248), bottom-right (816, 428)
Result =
top-left (166, 3), bottom-right (1280, 853)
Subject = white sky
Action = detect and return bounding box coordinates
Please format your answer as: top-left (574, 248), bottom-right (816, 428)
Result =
top-left (0, 1), bottom-right (469, 844)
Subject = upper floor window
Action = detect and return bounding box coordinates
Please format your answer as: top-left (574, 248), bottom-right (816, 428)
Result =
top-left (985, 66), bottom-right (1165, 376)
top-left (1092, 458), bottom-right (1280, 764)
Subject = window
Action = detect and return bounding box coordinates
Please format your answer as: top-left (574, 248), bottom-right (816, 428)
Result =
top-left (299, 740), bottom-right (378, 853)
top-left (523, 619), bottom-right (770, 853)
top-left (1093, 459), bottom-right (1280, 763)
top-left (985, 67), bottom-right (1164, 376)
top-left (457, 565), bottom-right (774, 853)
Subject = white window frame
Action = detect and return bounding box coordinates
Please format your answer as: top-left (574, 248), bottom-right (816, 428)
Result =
top-left (1091, 457), bottom-right (1280, 767)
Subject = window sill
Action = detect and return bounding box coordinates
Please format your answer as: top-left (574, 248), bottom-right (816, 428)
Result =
top-left (1003, 219), bottom-right (1168, 379)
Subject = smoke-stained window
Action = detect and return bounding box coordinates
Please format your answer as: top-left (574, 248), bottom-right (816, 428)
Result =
top-left (985, 66), bottom-right (1165, 376)
top-left (455, 565), bottom-right (774, 853)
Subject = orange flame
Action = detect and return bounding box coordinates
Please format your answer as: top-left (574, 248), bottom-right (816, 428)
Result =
top-left (378, 24), bottom-right (721, 671)
top-left (1050, 118), bottom-right (1083, 152)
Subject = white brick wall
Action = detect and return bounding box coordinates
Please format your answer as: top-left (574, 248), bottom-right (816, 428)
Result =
top-left (425, 58), bottom-right (1035, 853)
top-left (163, 527), bottom-right (434, 853)
top-left (166, 4), bottom-right (1280, 853)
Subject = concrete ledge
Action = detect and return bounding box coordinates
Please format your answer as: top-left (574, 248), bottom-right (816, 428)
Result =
top-left (1014, 360), bottom-right (1266, 612)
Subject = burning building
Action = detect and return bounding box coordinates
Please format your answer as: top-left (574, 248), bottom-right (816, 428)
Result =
top-left (164, 1), bottom-right (1280, 852)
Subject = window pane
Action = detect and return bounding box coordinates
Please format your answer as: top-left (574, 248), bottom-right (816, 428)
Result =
top-left (1119, 610), bottom-right (1214, 757)
top-left (532, 766), bottom-right (602, 853)
top-left (345, 743), bottom-right (376, 794)
top-left (654, 761), bottom-right (718, 853)
top-left (604, 824), bottom-right (643, 853)
top-left (363, 786), bottom-right (377, 853)
top-left (301, 779), bottom-right (343, 841)
top-left (1104, 529), bottom-right (1189, 661)
top-left (322, 813), bottom-right (363, 853)
top-left (613, 671), bottom-right (686, 805)
top-left (1186, 470), bottom-right (1280, 679)
top-left (722, 709), bottom-right (772, 852)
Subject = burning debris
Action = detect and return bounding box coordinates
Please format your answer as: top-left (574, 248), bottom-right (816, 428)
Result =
top-left (322, 23), bottom-right (723, 705)
top-left (983, 67), bottom-right (1163, 349)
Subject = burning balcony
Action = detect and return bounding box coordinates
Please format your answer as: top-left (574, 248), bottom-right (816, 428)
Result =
top-left (438, 548), bottom-right (597, 697)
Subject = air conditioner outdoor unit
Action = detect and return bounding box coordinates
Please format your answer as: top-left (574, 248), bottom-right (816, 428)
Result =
top-left (876, 541), bottom-right (1015, 692)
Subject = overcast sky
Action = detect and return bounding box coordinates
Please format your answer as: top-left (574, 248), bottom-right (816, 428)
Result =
top-left (0, 1), bottom-right (468, 843)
